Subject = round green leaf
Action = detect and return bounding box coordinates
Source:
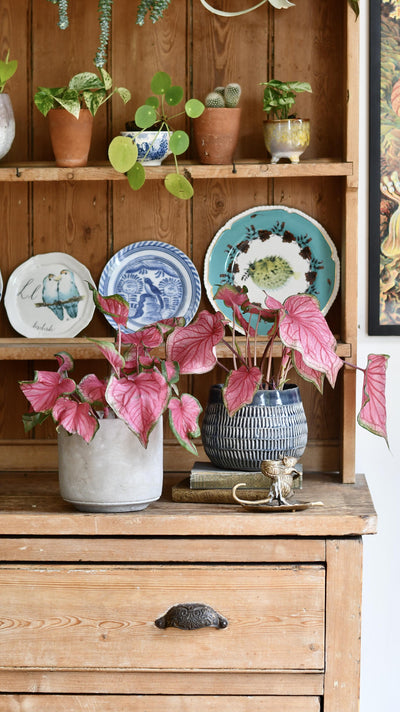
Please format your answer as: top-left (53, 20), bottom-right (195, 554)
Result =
top-left (185, 99), bottom-right (205, 118)
top-left (169, 130), bottom-right (190, 156)
top-left (165, 174), bottom-right (193, 200)
top-left (165, 85), bottom-right (184, 106)
top-left (135, 105), bottom-right (158, 129)
top-left (150, 71), bottom-right (171, 96)
top-left (108, 136), bottom-right (137, 173)
top-left (127, 162), bottom-right (146, 191)
top-left (145, 96), bottom-right (159, 108)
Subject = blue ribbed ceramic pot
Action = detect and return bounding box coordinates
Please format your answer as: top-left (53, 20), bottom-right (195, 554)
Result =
top-left (201, 384), bottom-right (308, 471)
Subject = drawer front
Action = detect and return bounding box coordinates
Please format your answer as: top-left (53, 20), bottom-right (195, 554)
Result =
top-left (0, 695), bottom-right (321, 711)
top-left (0, 565), bottom-right (324, 671)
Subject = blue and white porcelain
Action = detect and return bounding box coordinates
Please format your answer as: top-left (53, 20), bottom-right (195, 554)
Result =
top-left (99, 241), bottom-right (202, 333)
top-left (204, 205), bottom-right (340, 335)
top-left (120, 130), bottom-right (171, 165)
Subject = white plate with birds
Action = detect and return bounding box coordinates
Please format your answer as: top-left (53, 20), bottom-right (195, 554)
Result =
top-left (204, 205), bottom-right (340, 335)
top-left (4, 253), bottom-right (96, 338)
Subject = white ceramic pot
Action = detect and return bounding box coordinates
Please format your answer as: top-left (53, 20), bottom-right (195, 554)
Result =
top-left (58, 418), bottom-right (163, 512)
top-left (0, 94), bottom-right (15, 160)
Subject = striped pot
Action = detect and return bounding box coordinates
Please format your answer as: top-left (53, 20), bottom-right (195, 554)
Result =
top-left (201, 384), bottom-right (308, 471)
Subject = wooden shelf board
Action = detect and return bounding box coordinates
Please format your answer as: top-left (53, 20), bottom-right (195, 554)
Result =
top-left (0, 337), bottom-right (352, 360)
top-left (0, 159), bottom-right (353, 182)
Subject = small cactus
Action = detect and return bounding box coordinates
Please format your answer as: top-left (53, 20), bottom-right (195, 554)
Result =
top-left (214, 86), bottom-right (225, 97)
top-left (224, 83), bottom-right (241, 108)
top-left (205, 91), bottom-right (225, 108)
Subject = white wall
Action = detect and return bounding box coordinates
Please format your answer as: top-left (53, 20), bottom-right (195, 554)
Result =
top-left (358, 6), bottom-right (400, 710)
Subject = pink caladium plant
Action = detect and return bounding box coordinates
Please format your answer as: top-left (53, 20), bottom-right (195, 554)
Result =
top-left (19, 290), bottom-right (204, 452)
top-left (166, 284), bottom-right (390, 445)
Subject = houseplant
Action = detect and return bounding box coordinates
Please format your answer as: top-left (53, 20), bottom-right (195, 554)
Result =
top-left (34, 67), bottom-right (131, 166)
top-left (166, 284), bottom-right (389, 469)
top-left (108, 71), bottom-right (204, 199)
top-left (0, 50), bottom-right (18, 160)
top-left (193, 83), bottom-right (242, 165)
top-left (260, 79), bottom-right (312, 164)
top-left (19, 287), bottom-right (203, 512)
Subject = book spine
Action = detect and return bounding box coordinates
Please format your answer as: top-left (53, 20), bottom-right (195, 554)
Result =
top-left (190, 473), bottom-right (302, 490)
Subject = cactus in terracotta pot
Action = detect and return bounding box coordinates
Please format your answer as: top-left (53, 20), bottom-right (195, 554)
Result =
top-left (205, 83), bottom-right (241, 109)
top-left (195, 83), bottom-right (242, 164)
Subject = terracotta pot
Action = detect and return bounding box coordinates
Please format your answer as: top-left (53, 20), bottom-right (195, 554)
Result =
top-left (47, 108), bottom-right (94, 167)
top-left (263, 118), bottom-right (310, 164)
top-left (194, 107), bottom-right (241, 164)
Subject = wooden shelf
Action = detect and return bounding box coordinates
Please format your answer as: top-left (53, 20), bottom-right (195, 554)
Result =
top-left (0, 337), bottom-right (352, 360)
top-left (0, 159), bottom-right (353, 182)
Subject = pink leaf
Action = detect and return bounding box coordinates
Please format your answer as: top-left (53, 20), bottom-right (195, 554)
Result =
top-left (121, 324), bottom-right (163, 349)
top-left (90, 286), bottom-right (130, 327)
top-left (20, 371), bottom-right (76, 412)
top-left (106, 371), bottom-right (169, 447)
top-left (292, 350), bottom-right (325, 393)
top-left (55, 351), bottom-right (74, 374)
top-left (223, 365), bottom-right (263, 416)
top-left (358, 354), bottom-right (389, 443)
top-left (166, 310), bottom-right (225, 374)
top-left (162, 360), bottom-right (180, 384)
top-left (52, 398), bottom-right (99, 442)
top-left (279, 294), bottom-right (343, 388)
top-left (168, 393), bottom-right (202, 454)
top-left (89, 338), bottom-right (125, 374)
top-left (214, 284), bottom-right (253, 333)
top-left (78, 374), bottom-right (107, 408)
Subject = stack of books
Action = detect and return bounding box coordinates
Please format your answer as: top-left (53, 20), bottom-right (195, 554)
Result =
top-left (172, 461), bottom-right (303, 503)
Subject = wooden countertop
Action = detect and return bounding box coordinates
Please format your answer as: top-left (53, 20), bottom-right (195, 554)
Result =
top-left (0, 471), bottom-right (377, 538)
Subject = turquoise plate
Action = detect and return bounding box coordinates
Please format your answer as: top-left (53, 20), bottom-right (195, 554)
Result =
top-left (204, 205), bottom-right (340, 335)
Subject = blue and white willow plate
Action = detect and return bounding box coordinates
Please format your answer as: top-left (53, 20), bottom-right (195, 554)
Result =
top-left (99, 241), bottom-right (202, 332)
top-left (204, 205), bottom-right (340, 335)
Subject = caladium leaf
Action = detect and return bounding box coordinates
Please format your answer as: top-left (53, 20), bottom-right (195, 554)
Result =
top-left (292, 350), bottom-right (325, 393)
top-left (106, 371), bottom-right (169, 447)
top-left (88, 338), bottom-right (125, 375)
top-left (279, 294), bottom-right (343, 388)
top-left (20, 371), bottom-right (76, 412)
top-left (223, 365), bottom-right (263, 416)
top-left (89, 285), bottom-right (130, 327)
top-left (22, 411), bottom-right (50, 433)
top-left (78, 374), bottom-right (107, 408)
top-left (55, 351), bottom-right (74, 374)
top-left (162, 360), bottom-right (180, 384)
top-left (121, 324), bottom-right (164, 349)
top-left (166, 310), bottom-right (225, 374)
top-left (358, 354), bottom-right (389, 443)
top-left (215, 284), bottom-right (254, 334)
top-left (168, 393), bottom-right (202, 454)
top-left (53, 398), bottom-right (99, 442)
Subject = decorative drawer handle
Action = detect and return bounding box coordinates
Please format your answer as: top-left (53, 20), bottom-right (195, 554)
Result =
top-left (155, 603), bottom-right (228, 630)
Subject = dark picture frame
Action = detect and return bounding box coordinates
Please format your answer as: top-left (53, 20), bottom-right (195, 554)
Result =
top-left (369, 0), bottom-right (400, 334)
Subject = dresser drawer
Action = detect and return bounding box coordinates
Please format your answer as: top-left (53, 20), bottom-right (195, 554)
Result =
top-left (0, 695), bottom-right (321, 711)
top-left (0, 565), bottom-right (324, 671)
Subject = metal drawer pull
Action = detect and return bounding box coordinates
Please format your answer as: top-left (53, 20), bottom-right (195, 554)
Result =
top-left (155, 603), bottom-right (228, 630)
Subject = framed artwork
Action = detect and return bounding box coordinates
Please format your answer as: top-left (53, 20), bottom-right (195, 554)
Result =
top-left (369, 0), bottom-right (400, 334)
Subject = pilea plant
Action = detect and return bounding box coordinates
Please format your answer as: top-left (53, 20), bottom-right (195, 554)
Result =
top-left (205, 83), bottom-right (241, 108)
top-left (108, 71), bottom-right (204, 200)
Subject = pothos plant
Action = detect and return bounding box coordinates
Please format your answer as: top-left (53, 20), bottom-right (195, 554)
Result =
top-left (19, 287), bottom-right (204, 452)
top-left (108, 71), bottom-right (204, 200)
top-left (0, 51), bottom-right (18, 94)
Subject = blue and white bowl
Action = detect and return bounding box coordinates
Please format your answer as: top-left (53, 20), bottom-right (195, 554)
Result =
top-left (120, 130), bottom-right (171, 166)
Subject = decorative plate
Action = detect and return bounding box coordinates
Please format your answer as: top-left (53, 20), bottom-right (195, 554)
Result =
top-left (4, 253), bottom-right (96, 338)
top-left (204, 205), bottom-right (340, 335)
top-left (99, 241), bottom-right (202, 332)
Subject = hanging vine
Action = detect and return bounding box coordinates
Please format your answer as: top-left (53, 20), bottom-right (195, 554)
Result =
top-left (45, 0), bottom-right (172, 67)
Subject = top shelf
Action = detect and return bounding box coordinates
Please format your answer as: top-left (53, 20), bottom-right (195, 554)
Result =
top-left (0, 159), bottom-right (353, 182)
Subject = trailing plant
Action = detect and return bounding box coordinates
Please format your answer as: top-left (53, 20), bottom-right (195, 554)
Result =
top-left (108, 71), bottom-right (204, 199)
top-left (19, 287), bottom-right (203, 453)
top-left (165, 285), bottom-right (390, 445)
top-left (260, 79), bottom-right (312, 120)
top-left (0, 51), bottom-right (18, 93)
top-left (34, 67), bottom-right (130, 119)
top-left (205, 83), bottom-right (241, 108)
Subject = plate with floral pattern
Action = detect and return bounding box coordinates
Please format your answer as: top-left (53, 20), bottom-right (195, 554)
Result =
top-left (204, 205), bottom-right (340, 335)
top-left (4, 253), bottom-right (96, 338)
top-left (99, 241), bottom-right (202, 332)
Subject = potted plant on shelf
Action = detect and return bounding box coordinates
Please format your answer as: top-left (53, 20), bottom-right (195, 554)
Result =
top-left (260, 79), bottom-right (312, 164)
top-left (165, 285), bottom-right (389, 471)
top-left (34, 67), bottom-right (131, 167)
top-left (0, 50), bottom-right (18, 160)
top-left (19, 287), bottom-right (204, 513)
top-left (193, 83), bottom-right (242, 165)
top-left (108, 71), bottom-right (204, 199)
